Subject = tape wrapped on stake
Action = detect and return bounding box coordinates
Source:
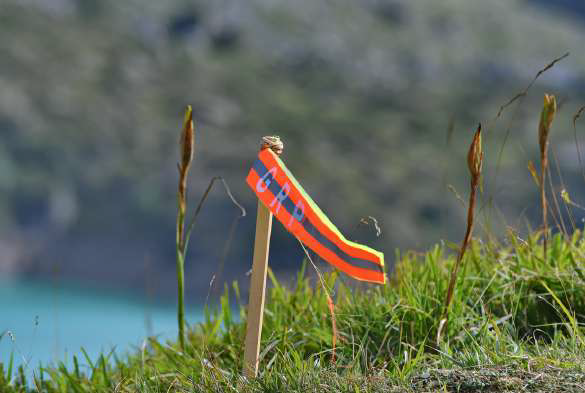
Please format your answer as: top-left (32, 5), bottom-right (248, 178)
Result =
top-left (243, 136), bottom-right (385, 378)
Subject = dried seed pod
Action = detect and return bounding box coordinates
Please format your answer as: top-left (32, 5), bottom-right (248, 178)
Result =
top-left (467, 124), bottom-right (483, 181)
top-left (178, 106), bottom-right (195, 215)
top-left (180, 105), bottom-right (195, 175)
top-left (539, 94), bottom-right (556, 157)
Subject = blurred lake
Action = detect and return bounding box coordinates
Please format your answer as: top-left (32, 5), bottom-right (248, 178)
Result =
top-left (0, 277), bottom-right (202, 375)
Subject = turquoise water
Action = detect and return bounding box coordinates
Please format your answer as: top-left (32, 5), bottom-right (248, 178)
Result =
top-left (0, 277), bottom-right (202, 376)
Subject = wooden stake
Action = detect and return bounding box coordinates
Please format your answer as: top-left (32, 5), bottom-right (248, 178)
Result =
top-left (243, 199), bottom-right (273, 378)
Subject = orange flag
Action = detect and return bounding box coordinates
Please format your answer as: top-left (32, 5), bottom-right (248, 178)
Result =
top-left (247, 148), bottom-right (385, 284)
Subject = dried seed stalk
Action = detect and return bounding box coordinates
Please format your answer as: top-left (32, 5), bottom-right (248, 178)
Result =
top-left (441, 124), bottom-right (483, 337)
top-left (326, 293), bottom-right (337, 364)
top-left (539, 94), bottom-right (556, 259)
top-left (176, 105), bottom-right (195, 350)
top-left (178, 106), bottom-right (195, 251)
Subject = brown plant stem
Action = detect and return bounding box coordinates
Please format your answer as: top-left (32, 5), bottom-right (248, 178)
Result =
top-left (541, 151), bottom-right (548, 258)
top-left (439, 124), bottom-right (482, 341)
top-left (176, 106), bottom-right (194, 350)
top-left (442, 178), bottom-right (477, 326)
top-left (326, 293), bottom-right (337, 364)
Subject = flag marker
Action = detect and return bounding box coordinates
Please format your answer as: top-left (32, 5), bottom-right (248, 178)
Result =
top-left (243, 136), bottom-right (385, 377)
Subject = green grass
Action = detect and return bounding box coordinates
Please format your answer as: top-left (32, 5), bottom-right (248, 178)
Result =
top-left (2, 231), bottom-right (585, 392)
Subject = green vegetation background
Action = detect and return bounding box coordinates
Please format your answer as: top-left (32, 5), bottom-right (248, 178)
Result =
top-left (2, 1), bottom-right (585, 297)
top-left (2, 233), bottom-right (585, 391)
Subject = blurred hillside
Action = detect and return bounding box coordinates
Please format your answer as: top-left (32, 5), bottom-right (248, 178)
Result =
top-left (1, 0), bottom-right (585, 301)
